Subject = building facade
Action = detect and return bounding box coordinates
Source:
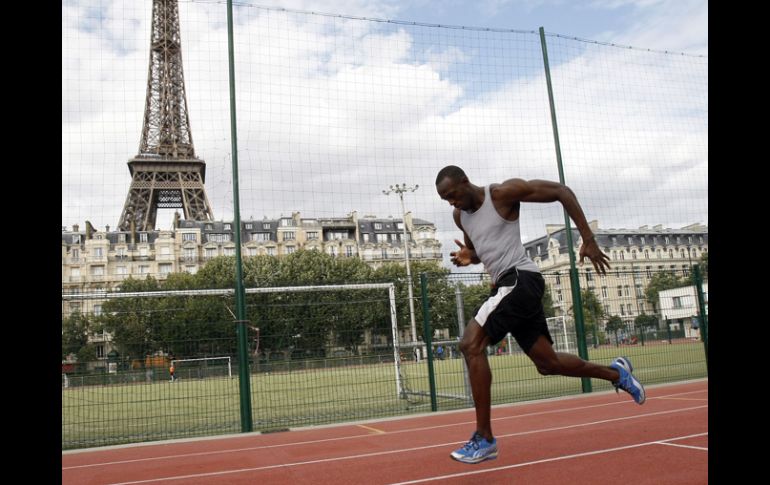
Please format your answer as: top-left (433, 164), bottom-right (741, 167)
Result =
top-left (62, 211), bottom-right (441, 310)
top-left (523, 221), bottom-right (708, 329)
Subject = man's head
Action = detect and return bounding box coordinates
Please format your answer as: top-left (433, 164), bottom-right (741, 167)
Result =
top-left (435, 165), bottom-right (473, 210)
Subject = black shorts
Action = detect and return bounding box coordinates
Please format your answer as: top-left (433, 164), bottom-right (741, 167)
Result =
top-left (473, 268), bottom-right (552, 354)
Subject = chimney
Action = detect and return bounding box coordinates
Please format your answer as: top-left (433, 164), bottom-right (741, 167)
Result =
top-left (105, 225), bottom-right (110, 232)
top-left (72, 224), bottom-right (79, 233)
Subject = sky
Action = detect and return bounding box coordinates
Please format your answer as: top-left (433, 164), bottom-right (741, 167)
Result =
top-left (62, 0), bottom-right (707, 265)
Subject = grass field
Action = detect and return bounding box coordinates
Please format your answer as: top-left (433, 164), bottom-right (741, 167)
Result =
top-left (62, 340), bottom-right (707, 450)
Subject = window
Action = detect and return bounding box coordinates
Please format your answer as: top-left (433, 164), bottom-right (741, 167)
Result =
top-left (620, 305), bottom-right (625, 316)
top-left (329, 246), bottom-right (338, 256)
top-left (91, 266), bottom-right (104, 276)
top-left (644, 250), bottom-right (649, 259)
top-left (140, 247), bottom-right (148, 257)
top-left (205, 248), bottom-right (216, 258)
top-left (140, 233), bottom-right (148, 243)
top-left (245, 223), bottom-right (253, 230)
top-left (283, 232), bottom-right (295, 241)
top-left (617, 286), bottom-right (623, 297)
top-left (536, 244), bottom-right (542, 255)
top-left (639, 302), bottom-right (645, 313)
top-left (72, 234), bottom-right (81, 244)
top-left (285, 246), bottom-right (296, 254)
top-left (396, 222), bottom-right (404, 230)
top-left (640, 237), bottom-right (646, 245)
top-left (557, 290), bottom-right (563, 302)
top-left (620, 251), bottom-right (625, 260)
top-left (280, 218), bottom-right (295, 227)
top-left (223, 247), bottom-right (235, 256)
top-left (363, 233), bottom-right (370, 243)
top-left (209, 234), bottom-right (231, 243)
top-left (70, 302), bottom-right (81, 313)
top-left (526, 249), bottom-right (531, 258)
top-left (646, 266), bottom-right (652, 278)
top-left (267, 247), bottom-right (276, 256)
top-left (682, 265), bottom-right (690, 277)
top-left (345, 246), bottom-right (354, 257)
top-left (377, 234), bottom-right (388, 243)
top-left (555, 274), bottom-right (561, 286)
top-left (627, 237), bottom-right (633, 245)
top-left (680, 249), bottom-right (686, 259)
top-left (116, 266), bottom-right (127, 275)
top-left (93, 305), bottom-right (102, 316)
top-left (247, 247), bottom-right (256, 256)
top-left (224, 223), bottom-right (232, 230)
top-left (139, 265), bottom-right (149, 274)
top-left (631, 249), bottom-right (637, 260)
top-left (636, 285), bottom-right (643, 298)
top-left (374, 223), bottom-right (383, 230)
top-left (184, 248), bottom-right (195, 259)
top-left (601, 286), bottom-right (608, 298)
top-left (116, 247), bottom-right (126, 259)
top-left (185, 266), bottom-right (197, 274)
top-left (327, 231), bottom-right (347, 240)
top-left (656, 250), bottom-right (661, 259)
top-left (93, 248), bottom-right (103, 257)
top-left (263, 223), bottom-right (271, 230)
top-left (672, 296), bottom-right (683, 309)
top-left (611, 236), bottom-right (617, 245)
top-left (182, 233), bottom-right (197, 242)
top-left (668, 249), bottom-right (674, 258)
top-left (159, 263), bottom-right (172, 275)
top-left (205, 224), bottom-right (213, 230)
top-left (624, 285), bottom-right (630, 297)
top-left (71, 267), bottom-right (81, 277)
top-left (96, 345), bottom-right (105, 359)
top-left (118, 234), bottom-right (126, 243)
top-left (307, 231), bottom-right (319, 240)
top-left (252, 233), bottom-right (271, 241)
top-left (586, 270), bottom-right (593, 282)
top-left (664, 237), bottom-right (670, 245)
top-left (71, 248), bottom-right (79, 260)
top-left (699, 236), bottom-right (704, 244)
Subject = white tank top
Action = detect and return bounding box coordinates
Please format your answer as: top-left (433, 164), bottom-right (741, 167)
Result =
top-left (460, 185), bottom-right (540, 283)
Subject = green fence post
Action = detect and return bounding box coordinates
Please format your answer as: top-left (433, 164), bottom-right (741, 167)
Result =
top-left (420, 273), bottom-right (438, 412)
top-left (539, 27), bottom-right (591, 392)
top-left (692, 264), bottom-right (708, 372)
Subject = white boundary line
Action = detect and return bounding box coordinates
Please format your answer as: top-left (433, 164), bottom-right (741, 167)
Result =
top-left (92, 406), bottom-right (707, 484)
top-left (387, 432), bottom-right (709, 485)
top-left (63, 388), bottom-right (707, 470)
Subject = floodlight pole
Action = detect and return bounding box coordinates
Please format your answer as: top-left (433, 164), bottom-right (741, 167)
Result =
top-left (383, 184), bottom-right (419, 344)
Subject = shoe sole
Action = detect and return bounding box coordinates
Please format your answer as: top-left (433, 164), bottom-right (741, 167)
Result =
top-left (450, 451), bottom-right (498, 464)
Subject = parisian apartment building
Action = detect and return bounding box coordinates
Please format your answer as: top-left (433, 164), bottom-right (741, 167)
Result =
top-left (62, 211), bottom-right (441, 315)
top-left (522, 221), bottom-right (708, 327)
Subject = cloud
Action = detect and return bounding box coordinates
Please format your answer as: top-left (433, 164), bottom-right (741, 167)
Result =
top-left (63, 2), bottom-right (707, 266)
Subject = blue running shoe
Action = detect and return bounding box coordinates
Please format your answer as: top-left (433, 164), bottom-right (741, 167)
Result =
top-left (610, 356), bottom-right (646, 404)
top-left (450, 432), bottom-right (498, 464)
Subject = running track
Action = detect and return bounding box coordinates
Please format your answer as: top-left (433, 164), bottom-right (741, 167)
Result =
top-left (63, 379), bottom-right (707, 484)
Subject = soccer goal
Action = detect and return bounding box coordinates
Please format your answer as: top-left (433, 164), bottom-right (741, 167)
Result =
top-left (172, 356), bottom-right (233, 379)
top-left (546, 316), bottom-right (576, 353)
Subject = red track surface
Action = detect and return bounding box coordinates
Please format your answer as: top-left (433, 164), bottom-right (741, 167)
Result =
top-left (63, 380), bottom-right (707, 484)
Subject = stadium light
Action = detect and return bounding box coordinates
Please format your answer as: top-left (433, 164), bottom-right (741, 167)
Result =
top-left (382, 183), bottom-right (419, 344)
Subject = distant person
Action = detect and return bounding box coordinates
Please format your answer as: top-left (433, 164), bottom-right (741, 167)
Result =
top-left (436, 345), bottom-right (444, 360)
top-left (169, 363), bottom-right (176, 382)
top-left (436, 165), bottom-right (645, 464)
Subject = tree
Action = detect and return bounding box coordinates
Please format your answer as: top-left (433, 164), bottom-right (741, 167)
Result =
top-left (644, 271), bottom-right (688, 310)
top-left (62, 312), bottom-right (91, 360)
top-left (605, 315), bottom-right (625, 345)
top-left (698, 252), bottom-right (708, 280)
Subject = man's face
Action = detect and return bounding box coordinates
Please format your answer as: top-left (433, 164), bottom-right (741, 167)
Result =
top-left (436, 177), bottom-right (471, 211)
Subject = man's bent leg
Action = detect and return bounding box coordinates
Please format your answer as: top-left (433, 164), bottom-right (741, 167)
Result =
top-left (459, 319), bottom-right (493, 441)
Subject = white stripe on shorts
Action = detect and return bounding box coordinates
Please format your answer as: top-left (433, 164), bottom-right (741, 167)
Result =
top-left (474, 282), bottom-right (516, 326)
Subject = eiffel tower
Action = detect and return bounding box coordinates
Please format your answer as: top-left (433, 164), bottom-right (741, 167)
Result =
top-left (118, 0), bottom-right (213, 232)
